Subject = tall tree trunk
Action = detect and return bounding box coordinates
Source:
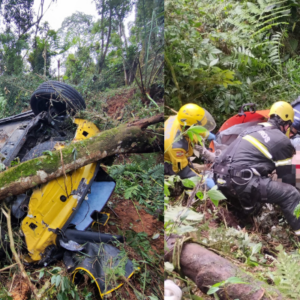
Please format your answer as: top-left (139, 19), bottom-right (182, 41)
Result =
top-left (121, 20), bottom-right (130, 85)
top-left (101, 0), bottom-right (104, 58)
top-left (98, 8), bottom-right (112, 75)
top-left (121, 21), bottom-right (128, 50)
top-left (119, 20), bottom-right (127, 86)
top-left (43, 43), bottom-right (47, 76)
top-left (0, 114), bottom-right (163, 201)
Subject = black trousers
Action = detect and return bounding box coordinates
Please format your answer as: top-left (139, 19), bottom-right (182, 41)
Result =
top-left (164, 162), bottom-right (198, 179)
top-left (221, 176), bottom-right (300, 231)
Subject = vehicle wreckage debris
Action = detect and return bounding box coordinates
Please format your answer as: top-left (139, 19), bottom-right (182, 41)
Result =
top-left (0, 80), bottom-right (163, 299)
top-left (0, 114), bottom-right (163, 201)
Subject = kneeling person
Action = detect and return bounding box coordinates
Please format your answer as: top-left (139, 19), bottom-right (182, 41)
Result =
top-left (213, 101), bottom-right (300, 235)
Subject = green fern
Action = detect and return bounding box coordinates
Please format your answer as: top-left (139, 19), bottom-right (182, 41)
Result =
top-left (269, 245), bottom-right (300, 299)
top-left (124, 185), bottom-right (141, 199)
top-left (107, 156), bottom-right (163, 213)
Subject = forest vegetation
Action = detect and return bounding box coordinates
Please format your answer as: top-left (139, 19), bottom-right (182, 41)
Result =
top-left (165, 1), bottom-right (300, 299)
top-left (0, 0), bottom-right (164, 299)
top-left (165, 0), bottom-right (300, 126)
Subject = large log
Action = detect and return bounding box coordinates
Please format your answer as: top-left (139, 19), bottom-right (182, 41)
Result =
top-left (165, 236), bottom-right (282, 300)
top-left (0, 114), bottom-right (163, 201)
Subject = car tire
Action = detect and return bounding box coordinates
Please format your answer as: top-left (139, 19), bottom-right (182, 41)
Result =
top-left (30, 81), bottom-right (86, 116)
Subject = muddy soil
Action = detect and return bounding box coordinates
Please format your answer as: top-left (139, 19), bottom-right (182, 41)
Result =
top-left (104, 89), bottom-right (136, 118)
top-left (98, 199), bottom-right (164, 254)
top-left (92, 194), bottom-right (164, 299)
top-left (9, 275), bottom-right (30, 300)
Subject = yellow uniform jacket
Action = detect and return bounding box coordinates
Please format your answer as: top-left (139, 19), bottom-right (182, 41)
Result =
top-left (164, 116), bottom-right (208, 173)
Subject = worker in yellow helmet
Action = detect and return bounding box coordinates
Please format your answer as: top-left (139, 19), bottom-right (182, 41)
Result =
top-left (164, 103), bottom-right (216, 182)
top-left (213, 101), bottom-right (300, 237)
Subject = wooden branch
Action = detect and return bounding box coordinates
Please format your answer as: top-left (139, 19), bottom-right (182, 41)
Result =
top-left (165, 236), bottom-right (283, 300)
top-left (128, 113), bottom-right (164, 128)
top-left (0, 115), bottom-right (163, 201)
top-left (2, 206), bottom-right (40, 299)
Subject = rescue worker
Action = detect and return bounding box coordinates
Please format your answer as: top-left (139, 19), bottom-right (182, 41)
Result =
top-left (289, 97), bottom-right (300, 144)
top-left (213, 101), bottom-right (300, 236)
top-left (164, 103), bottom-right (216, 181)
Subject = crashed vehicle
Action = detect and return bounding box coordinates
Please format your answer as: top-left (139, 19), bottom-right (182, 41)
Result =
top-left (211, 103), bottom-right (299, 188)
top-left (0, 81), bottom-right (135, 297)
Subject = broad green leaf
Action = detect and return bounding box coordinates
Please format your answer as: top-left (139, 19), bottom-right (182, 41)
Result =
top-left (212, 281), bottom-right (224, 287)
top-left (39, 270), bottom-right (44, 280)
top-left (195, 134), bottom-right (203, 146)
top-left (164, 262), bottom-right (174, 272)
top-left (152, 233), bottom-right (160, 239)
top-left (165, 206), bottom-right (186, 222)
top-left (225, 277), bottom-right (248, 285)
top-left (187, 131), bottom-right (194, 141)
top-left (182, 178), bottom-right (196, 188)
top-left (294, 203), bottom-right (300, 219)
top-left (176, 62), bottom-right (189, 67)
top-left (186, 176), bottom-right (202, 186)
top-left (246, 257), bottom-right (259, 267)
top-left (187, 126), bottom-right (207, 135)
top-left (63, 277), bottom-right (70, 291)
top-left (207, 189), bottom-right (226, 201)
top-left (177, 225), bottom-right (197, 234)
top-left (184, 209), bottom-right (203, 221)
top-left (198, 60), bottom-right (207, 66)
top-left (165, 206), bottom-right (203, 222)
top-left (43, 150), bottom-right (53, 157)
top-left (207, 286), bottom-right (220, 295)
top-left (196, 191), bottom-right (204, 200)
top-left (56, 275), bottom-right (61, 288)
top-left (211, 48), bottom-right (222, 54)
top-left (251, 243), bottom-right (262, 256)
top-left (164, 184), bottom-right (170, 196)
top-left (209, 58), bottom-right (219, 67)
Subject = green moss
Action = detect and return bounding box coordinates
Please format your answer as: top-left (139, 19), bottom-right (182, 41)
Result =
top-left (0, 124), bottom-right (146, 188)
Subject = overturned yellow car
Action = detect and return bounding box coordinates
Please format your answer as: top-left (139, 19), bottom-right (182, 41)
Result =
top-left (1, 81), bottom-right (135, 297)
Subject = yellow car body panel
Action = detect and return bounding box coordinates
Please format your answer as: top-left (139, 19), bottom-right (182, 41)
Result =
top-left (22, 119), bottom-right (100, 262)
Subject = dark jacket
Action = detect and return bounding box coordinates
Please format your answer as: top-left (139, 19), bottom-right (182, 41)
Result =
top-left (215, 120), bottom-right (295, 176)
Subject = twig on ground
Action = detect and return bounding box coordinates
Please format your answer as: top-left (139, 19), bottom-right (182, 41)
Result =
top-left (1, 205), bottom-right (40, 299)
top-left (186, 181), bottom-right (202, 207)
top-left (165, 105), bottom-right (178, 114)
top-left (130, 199), bottom-right (146, 233)
top-left (0, 262), bottom-right (17, 273)
top-left (9, 273), bottom-right (16, 292)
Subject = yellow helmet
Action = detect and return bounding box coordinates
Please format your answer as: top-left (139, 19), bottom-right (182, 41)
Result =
top-left (269, 101), bottom-right (294, 122)
top-left (177, 103), bottom-right (216, 131)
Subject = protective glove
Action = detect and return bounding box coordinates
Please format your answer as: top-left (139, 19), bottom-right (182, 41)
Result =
top-left (165, 280), bottom-right (182, 300)
top-left (207, 132), bottom-right (216, 141)
top-left (205, 178), bottom-right (215, 189)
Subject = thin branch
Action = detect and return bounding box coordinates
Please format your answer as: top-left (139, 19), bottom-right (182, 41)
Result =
top-left (0, 262), bottom-right (17, 272)
top-left (1, 205), bottom-right (40, 299)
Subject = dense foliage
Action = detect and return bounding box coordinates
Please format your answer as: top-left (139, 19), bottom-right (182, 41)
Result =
top-left (0, 0), bottom-right (164, 116)
top-left (0, 1), bottom-right (164, 299)
top-left (165, 0), bottom-right (300, 126)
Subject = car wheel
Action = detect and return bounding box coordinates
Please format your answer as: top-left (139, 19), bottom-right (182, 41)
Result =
top-left (30, 81), bottom-right (86, 116)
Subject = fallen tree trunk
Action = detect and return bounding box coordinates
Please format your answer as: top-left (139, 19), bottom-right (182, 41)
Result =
top-left (0, 113), bottom-right (163, 201)
top-left (165, 236), bottom-right (282, 300)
